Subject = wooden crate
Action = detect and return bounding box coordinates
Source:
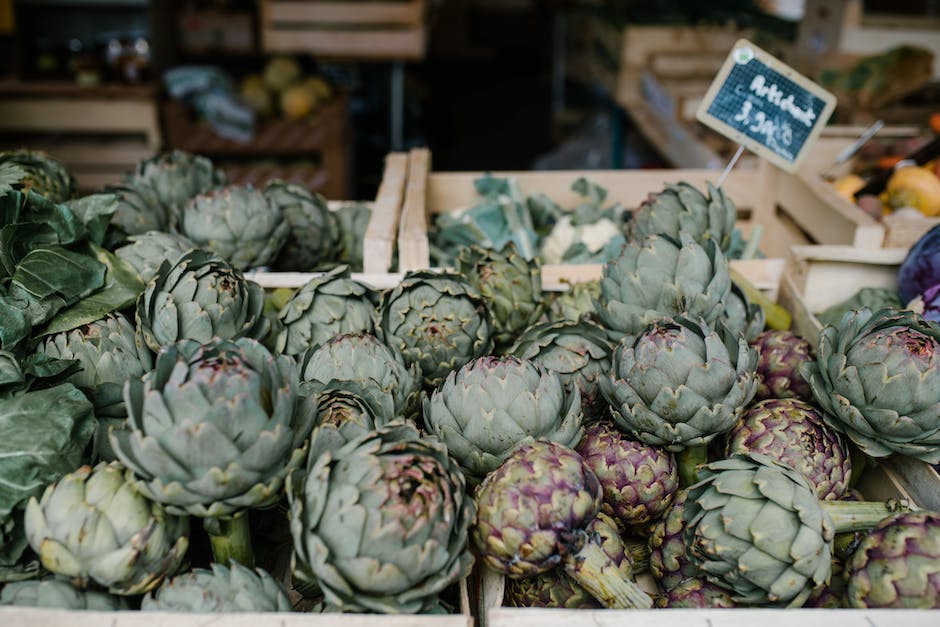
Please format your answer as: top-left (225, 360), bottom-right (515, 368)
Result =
top-left (260, 0), bottom-right (428, 60)
top-left (0, 610), bottom-right (473, 627)
top-left (0, 81), bottom-right (160, 192)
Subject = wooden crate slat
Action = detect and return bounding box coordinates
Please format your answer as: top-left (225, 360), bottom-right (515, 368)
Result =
top-left (397, 147), bottom-right (430, 272)
top-left (0, 99), bottom-right (160, 149)
top-left (363, 151), bottom-right (409, 274)
top-left (265, 0), bottom-right (424, 26)
top-left (20, 139), bottom-right (153, 168)
top-left (261, 27), bottom-right (426, 59)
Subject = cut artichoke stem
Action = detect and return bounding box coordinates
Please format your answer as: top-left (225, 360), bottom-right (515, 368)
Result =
top-left (822, 499), bottom-right (912, 534)
top-left (677, 445), bottom-right (708, 488)
top-left (624, 539), bottom-right (650, 574)
top-left (562, 539), bottom-right (653, 609)
top-left (205, 513), bottom-right (254, 567)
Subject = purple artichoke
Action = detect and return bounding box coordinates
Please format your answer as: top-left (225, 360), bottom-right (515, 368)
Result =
top-left (898, 223), bottom-right (940, 303)
top-left (576, 421), bottom-right (678, 529)
top-left (920, 283), bottom-right (940, 323)
top-left (472, 441), bottom-right (652, 608)
top-left (725, 398), bottom-right (852, 500)
top-left (805, 558), bottom-right (846, 608)
top-left (750, 330), bottom-right (813, 401)
top-left (655, 578), bottom-right (736, 608)
top-left (845, 511), bottom-right (940, 608)
top-left (648, 490), bottom-right (698, 591)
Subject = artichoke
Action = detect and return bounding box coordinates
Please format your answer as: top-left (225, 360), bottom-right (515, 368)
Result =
top-left (510, 318), bottom-right (613, 420)
top-left (0, 149), bottom-right (75, 202)
top-left (472, 441), bottom-right (652, 608)
top-left (726, 398), bottom-right (852, 500)
top-left (142, 562), bottom-right (291, 612)
top-left (845, 511), bottom-right (940, 608)
top-left (629, 181), bottom-right (737, 253)
top-left (456, 243), bottom-right (544, 350)
top-left (179, 184), bottom-right (289, 270)
top-left (288, 423), bottom-right (474, 613)
top-left (111, 337), bottom-right (316, 520)
top-left (595, 233), bottom-right (731, 340)
top-left (0, 578), bottom-right (128, 610)
top-left (721, 281), bottom-right (765, 342)
top-left (300, 332), bottom-right (421, 422)
top-left (127, 150), bottom-right (225, 225)
top-left (423, 356), bottom-right (584, 483)
top-left (684, 453), bottom-right (909, 606)
top-left (576, 421), bottom-right (678, 529)
top-left (648, 489), bottom-right (699, 591)
top-left (548, 279), bottom-right (601, 323)
top-left (655, 577), bottom-right (736, 608)
top-left (105, 182), bottom-right (166, 235)
top-left (601, 316), bottom-right (758, 454)
top-left (24, 462), bottom-right (189, 595)
top-left (816, 287), bottom-right (902, 328)
top-left (377, 271), bottom-right (493, 388)
top-left (801, 308), bottom-right (940, 463)
top-left (135, 250), bottom-right (269, 352)
top-left (275, 265), bottom-right (379, 357)
top-left (751, 329), bottom-right (814, 401)
top-left (333, 201), bottom-right (371, 270)
top-left (313, 387), bottom-right (385, 446)
top-left (805, 557), bottom-right (847, 608)
top-left (265, 180), bottom-right (341, 271)
top-left (115, 230), bottom-right (197, 284)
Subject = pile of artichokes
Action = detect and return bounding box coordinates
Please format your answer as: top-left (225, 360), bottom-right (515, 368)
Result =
top-left (0, 155), bottom-right (938, 619)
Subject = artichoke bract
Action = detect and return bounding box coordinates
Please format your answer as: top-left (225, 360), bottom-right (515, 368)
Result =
top-left (456, 243), bottom-right (544, 350)
top-left (726, 398), bottom-right (852, 500)
top-left (0, 578), bottom-right (129, 610)
top-left (300, 332), bottom-right (421, 422)
top-left (576, 421), bottom-right (678, 529)
top-left (751, 330), bottom-right (814, 401)
top-left (595, 233), bottom-right (730, 340)
top-left (24, 462), bottom-right (189, 596)
top-left (629, 181), bottom-right (737, 253)
top-left (333, 201), bottom-right (371, 271)
top-left (510, 318), bottom-right (613, 420)
top-left (115, 230), bottom-right (197, 284)
top-left (378, 271), bottom-right (493, 388)
top-left (264, 180), bottom-right (342, 272)
top-left (179, 184), bottom-right (289, 270)
top-left (275, 265), bottom-right (379, 357)
top-left (548, 279), bottom-right (600, 323)
top-left (0, 149), bottom-right (75, 202)
top-left (655, 578), bottom-right (736, 608)
top-left (142, 562), bottom-right (291, 612)
top-left (601, 316), bottom-right (758, 453)
top-left (472, 441), bottom-right (652, 609)
top-left (127, 150), bottom-right (225, 225)
top-left (684, 453), bottom-right (909, 606)
top-left (816, 287), bottom-right (902, 328)
top-left (288, 423), bottom-right (474, 613)
top-left (136, 250), bottom-right (269, 352)
top-left (648, 490), bottom-right (698, 591)
top-left (721, 281), bottom-right (765, 342)
top-left (423, 356), bottom-right (584, 483)
top-left (105, 182), bottom-right (166, 235)
top-left (801, 308), bottom-right (940, 463)
top-left (845, 511), bottom-right (940, 608)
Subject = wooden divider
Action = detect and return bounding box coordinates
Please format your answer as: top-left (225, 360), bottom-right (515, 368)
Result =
top-left (363, 151), bottom-right (409, 273)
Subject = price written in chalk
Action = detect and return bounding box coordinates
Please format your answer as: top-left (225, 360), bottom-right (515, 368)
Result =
top-left (696, 40), bottom-right (836, 172)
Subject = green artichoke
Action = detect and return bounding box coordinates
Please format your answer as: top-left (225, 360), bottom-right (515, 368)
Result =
top-left (845, 511), bottom-right (940, 608)
top-left (721, 281), bottom-right (765, 342)
top-left (684, 453), bottom-right (909, 606)
top-left (300, 332), bottom-right (421, 422)
top-left (805, 557), bottom-right (847, 608)
top-left (135, 250), bottom-right (269, 352)
top-left (0, 149), bottom-right (75, 202)
top-left (655, 577), bottom-right (736, 608)
top-left (333, 201), bottom-right (371, 270)
top-left (24, 462), bottom-right (189, 595)
top-left (423, 355), bottom-right (584, 483)
top-left (648, 490), bottom-right (699, 591)
top-left (111, 337), bottom-right (316, 519)
top-left (726, 398), bottom-right (852, 500)
top-left (0, 578), bottom-right (129, 610)
top-left (576, 420), bottom-right (678, 529)
top-left (456, 243), bottom-right (544, 351)
top-left (127, 150), bottom-right (225, 225)
top-left (264, 180), bottom-right (341, 272)
top-left (548, 279), bottom-right (601, 323)
top-left (472, 441), bottom-right (652, 609)
top-left (313, 387), bottom-right (386, 446)
top-left (601, 316), bottom-right (757, 452)
top-left (629, 181), bottom-right (737, 253)
top-left (801, 308), bottom-right (940, 463)
top-left (751, 330), bottom-right (814, 401)
top-left (288, 423), bottom-right (475, 613)
top-left (816, 287), bottom-right (902, 328)
top-left (142, 562), bottom-right (291, 612)
top-left (115, 230), bottom-right (197, 284)
top-left (378, 271), bottom-right (493, 388)
top-left (510, 318), bottom-right (613, 420)
top-left (105, 182), bottom-right (166, 235)
top-left (179, 184), bottom-right (289, 270)
top-left (595, 233), bottom-right (731, 340)
top-left (275, 265), bottom-right (379, 357)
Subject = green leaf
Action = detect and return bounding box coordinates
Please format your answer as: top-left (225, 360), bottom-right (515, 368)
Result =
top-left (0, 163), bottom-right (26, 197)
top-left (0, 190), bottom-right (84, 245)
top-left (0, 352), bottom-right (25, 392)
top-left (8, 246), bottom-right (107, 326)
top-left (0, 222), bottom-right (60, 277)
top-left (0, 292), bottom-right (31, 352)
top-left (64, 193), bottom-right (119, 246)
top-left (39, 245), bottom-right (145, 337)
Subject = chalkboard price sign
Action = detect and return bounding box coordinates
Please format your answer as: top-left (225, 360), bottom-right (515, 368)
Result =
top-left (696, 40), bottom-right (836, 173)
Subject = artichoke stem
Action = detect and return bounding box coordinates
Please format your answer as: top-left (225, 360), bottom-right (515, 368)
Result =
top-left (677, 445), bottom-right (708, 487)
top-left (624, 539), bottom-right (650, 574)
top-left (562, 538), bottom-right (653, 609)
top-left (822, 499), bottom-right (911, 534)
top-left (205, 513), bottom-right (254, 567)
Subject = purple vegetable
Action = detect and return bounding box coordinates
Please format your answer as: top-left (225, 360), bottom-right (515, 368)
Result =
top-left (898, 224), bottom-right (940, 303)
top-left (921, 283), bottom-right (940, 323)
